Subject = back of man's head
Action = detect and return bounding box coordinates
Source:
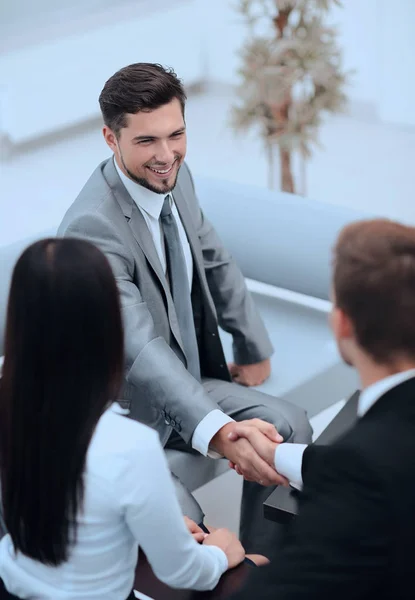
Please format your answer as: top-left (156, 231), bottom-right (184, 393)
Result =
top-left (334, 218), bottom-right (415, 364)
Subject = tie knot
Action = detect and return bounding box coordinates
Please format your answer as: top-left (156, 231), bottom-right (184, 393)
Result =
top-left (161, 195), bottom-right (172, 219)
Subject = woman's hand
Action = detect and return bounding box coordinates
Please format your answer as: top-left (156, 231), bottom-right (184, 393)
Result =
top-left (183, 516), bottom-right (207, 543)
top-left (203, 528), bottom-right (245, 569)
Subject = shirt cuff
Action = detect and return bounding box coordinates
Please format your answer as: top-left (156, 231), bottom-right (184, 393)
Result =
top-left (192, 410), bottom-right (234, 458)
top-left (274, 443), bottom-right (308, 490)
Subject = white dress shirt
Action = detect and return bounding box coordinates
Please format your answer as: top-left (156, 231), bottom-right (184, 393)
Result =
top-left (0, 405), bottom-right (228, 599)
top-left (114, 160), bottom-right (233, 457)
top-left (274, 368), bottom-right (415, 488)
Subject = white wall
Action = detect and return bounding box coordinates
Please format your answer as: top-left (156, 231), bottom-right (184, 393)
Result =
top-left (194, 0), bottom-right (246, 87)
top-left (329, 0), bottom-right (379, 107)
top-left (377, 0), bottom-right (415, 127)
top-left (1, 0), bottom-right (415, 144)
top-left (0, 0), bottom-right (204, 144)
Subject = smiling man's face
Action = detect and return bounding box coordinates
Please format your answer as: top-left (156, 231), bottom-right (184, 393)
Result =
top-left (104, 98), bottom-right (186, 194)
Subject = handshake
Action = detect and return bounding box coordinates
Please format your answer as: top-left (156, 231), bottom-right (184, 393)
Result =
top-left (212, 418), bottom-right (290, 488)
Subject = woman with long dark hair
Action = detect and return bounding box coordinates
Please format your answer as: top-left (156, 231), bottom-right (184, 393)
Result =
top-left (0, 239), bottom-right (244, 599)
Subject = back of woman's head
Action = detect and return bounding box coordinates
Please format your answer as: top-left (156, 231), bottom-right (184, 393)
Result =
top-left (0, 238), bottom-right (124, 565)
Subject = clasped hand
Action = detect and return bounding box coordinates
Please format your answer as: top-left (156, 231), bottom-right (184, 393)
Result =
top-left (212, 419), bottom-right (289, 487)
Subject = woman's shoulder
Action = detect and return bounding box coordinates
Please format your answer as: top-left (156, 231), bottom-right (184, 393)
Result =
top-left (89, 403), bottom-right (161, 461)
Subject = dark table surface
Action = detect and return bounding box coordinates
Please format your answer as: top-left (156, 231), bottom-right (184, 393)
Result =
top-left (134, 551), bottom-right (251, 600)
top-left (264, 390), bottom-right (360, 523)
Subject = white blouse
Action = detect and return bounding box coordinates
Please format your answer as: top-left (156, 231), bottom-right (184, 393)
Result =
top-left (0, 404), bottom-right (228, 599)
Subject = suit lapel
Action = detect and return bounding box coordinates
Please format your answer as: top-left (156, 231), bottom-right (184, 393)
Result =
top-left (128, 208), bottom-right (167, 287)
top-left (103, 159), bottom-right (185, 351)
top-left (103, 159), bottom-right (167, 289)
top-left (174, 176), bottom-right (217, 318)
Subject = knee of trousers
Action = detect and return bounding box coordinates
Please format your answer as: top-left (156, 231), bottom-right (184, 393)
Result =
top-left (258, 404), bottom-right (313, 445)
top-left (171, 473), bottom-right (205, 525)
top-left (254, 406), bottom-right (293, 443)
top-left (281, 404), bottom-right (313, 444)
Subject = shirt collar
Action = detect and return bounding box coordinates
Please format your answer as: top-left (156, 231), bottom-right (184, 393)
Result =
top-left (358, 368), bottom-right (415, 417)
top-left (114, 157), bottom-right (170, 220)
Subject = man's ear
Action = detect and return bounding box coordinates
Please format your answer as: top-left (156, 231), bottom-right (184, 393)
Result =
top-left (103, 126), bottom-right (118, 153)
top-left (336, 307), bottom-right (354, 340)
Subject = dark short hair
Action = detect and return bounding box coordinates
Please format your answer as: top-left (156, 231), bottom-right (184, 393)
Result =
top-left (334, 219), bottom-right (415, 363)
top-left (0, 238), bottom-right (124, 565)
top-left (99, 62), bottom-right (187, 135)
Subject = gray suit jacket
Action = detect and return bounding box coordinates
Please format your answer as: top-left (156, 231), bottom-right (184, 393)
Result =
top-left (58, 158), bottom-right (273, 445)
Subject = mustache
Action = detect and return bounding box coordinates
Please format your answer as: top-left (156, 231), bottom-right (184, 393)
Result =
top-left (146, 156), bottom-right (181, 168)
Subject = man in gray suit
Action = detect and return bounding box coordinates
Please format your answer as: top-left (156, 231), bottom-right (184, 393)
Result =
top-left (58, 63), bottom-right (312, 555)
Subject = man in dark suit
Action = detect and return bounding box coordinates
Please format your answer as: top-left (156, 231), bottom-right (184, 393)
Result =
top-left (229, 219), bottom-right (415, 599)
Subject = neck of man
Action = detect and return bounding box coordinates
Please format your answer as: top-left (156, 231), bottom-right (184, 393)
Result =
top-left (355, 350), bottom-right (415, 390)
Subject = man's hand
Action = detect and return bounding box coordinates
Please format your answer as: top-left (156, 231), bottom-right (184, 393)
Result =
top-left (183, 516), bottom-right (207, 544)
top-left (228, 419), bottom-right (284, 470)
top-left (211, 421), bottom-right (288, 487)
top-left (228, 358), bottom-right (271, 387)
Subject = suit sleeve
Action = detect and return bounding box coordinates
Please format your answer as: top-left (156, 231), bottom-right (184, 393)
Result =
top-left (232, 444), bottom-right (389, 600)
top-left (301, 443), bottom-right (330, 482)
top-left (184, 164), bottom-right (273, 365)
top-left (60, 211), bottom-right (219, 443)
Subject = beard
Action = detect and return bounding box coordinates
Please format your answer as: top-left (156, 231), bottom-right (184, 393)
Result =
top-left (120, 152), bottom-right (181, 194)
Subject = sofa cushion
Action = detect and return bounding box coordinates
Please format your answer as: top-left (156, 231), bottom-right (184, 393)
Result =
top-left (196, 176), bottom-right (372, 301)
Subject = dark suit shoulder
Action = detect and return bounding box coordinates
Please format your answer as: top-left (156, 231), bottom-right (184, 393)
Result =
top-left (304, 437), bottom-right (385, 496)
top-left (342, 393), bottom-right (415, 482)
top-left (306, 379), bottom-right (415, 488)
top-left (301, 418), bottom-right (415, 526)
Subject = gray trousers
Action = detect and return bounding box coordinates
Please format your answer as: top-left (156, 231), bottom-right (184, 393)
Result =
top-left (166, 379), bottom-right (313, 556)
